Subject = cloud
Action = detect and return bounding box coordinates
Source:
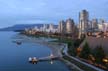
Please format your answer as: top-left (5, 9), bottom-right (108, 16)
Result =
top-left (0, 0), bottom-right (108, 28)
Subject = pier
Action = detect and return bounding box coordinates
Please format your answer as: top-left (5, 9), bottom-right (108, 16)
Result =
top-left (12, 38), bottom-right (64, 64)
top-left (29, 54), bottom-right (61, 64)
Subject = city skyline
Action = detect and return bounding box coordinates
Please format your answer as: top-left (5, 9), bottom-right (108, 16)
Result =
top-left (0, 1), bottom-right (108, 70)
top-left (0, 0), bottom-right (108, 28)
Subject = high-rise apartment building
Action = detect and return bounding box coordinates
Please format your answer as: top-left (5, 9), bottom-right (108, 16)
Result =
top-left (66, 18), bottom-right (75, 34)
top-left (58, 20), bottom-right (66, 33)
top-left (91, 19), bottom-right (98, 30)
top-left (79, 10), bottom-right (89, 38)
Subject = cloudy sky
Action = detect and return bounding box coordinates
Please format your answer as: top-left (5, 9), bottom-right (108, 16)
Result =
top-left (0, 0), bottom-right (108, 28)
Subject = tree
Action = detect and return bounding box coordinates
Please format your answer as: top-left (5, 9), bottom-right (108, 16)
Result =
top-left (68, 42), bottom-right (77, 56)
top-left (79, 42), bottom-right (91, 59)
top-left (68, 43), bottom-right (77, 56)
top-left (92, 46), bottom-right (106, 64)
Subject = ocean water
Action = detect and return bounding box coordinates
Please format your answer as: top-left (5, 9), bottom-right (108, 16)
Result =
top-left (0, 32), bottom-right (69, 71)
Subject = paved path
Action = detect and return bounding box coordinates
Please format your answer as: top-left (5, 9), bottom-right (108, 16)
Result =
top-left (13, 36), bottom-right (104, 71)
top-left (64, 44), bottom-right (104, 71)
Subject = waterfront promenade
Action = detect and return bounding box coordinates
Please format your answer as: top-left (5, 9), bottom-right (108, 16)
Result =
top-left (13, 36), bottom-right (105, 71)
top-left (13, 36), bottom-right (83, 70)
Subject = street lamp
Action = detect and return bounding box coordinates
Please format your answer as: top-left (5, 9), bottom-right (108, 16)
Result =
top-left (103, 58), bottom-right (108, 63)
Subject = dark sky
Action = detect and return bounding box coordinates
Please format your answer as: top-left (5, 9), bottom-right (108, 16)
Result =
top-left (0, 0), bottom-right (108, 28)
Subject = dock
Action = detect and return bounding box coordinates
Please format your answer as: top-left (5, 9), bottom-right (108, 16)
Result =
top-left (28, 54), bottom-right (60, 64)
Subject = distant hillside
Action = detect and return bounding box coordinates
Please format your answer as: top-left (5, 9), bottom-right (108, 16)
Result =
top-left (0, 24), bottom-right (58, 31)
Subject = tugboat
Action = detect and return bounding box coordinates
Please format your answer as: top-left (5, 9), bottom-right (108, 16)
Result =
top-left (29, 57), bottom-right (38, 64)
top-left (12, 41), bottom-right (22, 45)
top-left (16, 42), bottom-right (22, 45)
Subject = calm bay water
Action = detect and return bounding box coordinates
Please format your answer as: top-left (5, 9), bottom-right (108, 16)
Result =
top-left (0, 32), bottom-right (69, 71)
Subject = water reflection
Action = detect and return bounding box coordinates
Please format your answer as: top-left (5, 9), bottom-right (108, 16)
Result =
top-left (29, 59), bottom-right (54, 65)
top-left (0, 32), bottom-right (70, 71)
top-left (50, 60), bottom-right (54, 64)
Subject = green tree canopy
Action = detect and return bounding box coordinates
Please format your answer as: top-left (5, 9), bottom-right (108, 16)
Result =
top-left (79, 42), bottom-right (91, 59)
top-left (92, 46), bottom-right (106, 64)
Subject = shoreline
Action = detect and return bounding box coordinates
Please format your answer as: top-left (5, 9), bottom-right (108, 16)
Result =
top-left (39, 40), bottom-right (83, 71)
top-left (22, 37), bottom-right (82, 71)
top-left (14, 36), bottom-right (82, 71)
top-left (17, 36), bottom-right (64, 57)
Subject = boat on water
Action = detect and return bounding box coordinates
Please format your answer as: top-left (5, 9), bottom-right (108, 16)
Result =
top-left (12, 41), bottom-right (22, 45)
top-left (16, 42), bottom-right (22, 45)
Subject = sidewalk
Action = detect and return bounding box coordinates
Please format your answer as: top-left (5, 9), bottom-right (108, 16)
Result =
top-left (64, 44), bottom-right (104, 71)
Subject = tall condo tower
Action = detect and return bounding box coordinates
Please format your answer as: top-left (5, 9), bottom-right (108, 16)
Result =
top-left (91, 19), bottom-right (98, 30)
top-left (79, 10), bottom-right (89, 38)
top-left (66, 18), bottom-right (75, 34)
top-left (58, 20), bottom-right (66, 34)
